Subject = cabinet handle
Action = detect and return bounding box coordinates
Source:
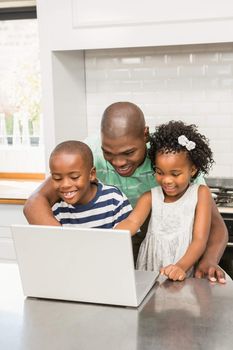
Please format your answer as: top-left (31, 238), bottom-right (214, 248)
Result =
top-left (227, 242), bottom-right (233, 247)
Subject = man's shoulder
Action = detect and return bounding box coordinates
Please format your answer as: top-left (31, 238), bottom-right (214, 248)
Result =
top-left (84, 134), bottom-right (100, 148)
top-left (84, 134), bottom-right (102, 155)
top-left (84, 134), bottom-right (108, 167)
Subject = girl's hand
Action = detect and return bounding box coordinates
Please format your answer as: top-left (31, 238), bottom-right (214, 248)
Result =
top-left (160, 264), bottom-right (186, 281)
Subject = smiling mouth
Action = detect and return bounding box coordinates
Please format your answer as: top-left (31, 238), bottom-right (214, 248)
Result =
top-left (115, 165), bottom-right (133, 176)
top-left (163, 186), bottom-right (175, 193)
top-left (61, 190), bottom-right (78, 199)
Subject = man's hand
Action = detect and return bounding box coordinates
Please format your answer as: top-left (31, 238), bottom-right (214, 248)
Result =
top-left (160, 264), bottom-right (186, 281)
top-left (195, 258), bottom-right (226, 284)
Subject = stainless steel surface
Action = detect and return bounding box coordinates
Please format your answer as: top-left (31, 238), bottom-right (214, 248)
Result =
top-left (206, 178), bottom-right (233, 208)
top-left (1, 263), bottom-right (233, 350)
top-left (218, 207), bottom-right (233, 214)
top-left (205, 177), bottom-right (233, 190)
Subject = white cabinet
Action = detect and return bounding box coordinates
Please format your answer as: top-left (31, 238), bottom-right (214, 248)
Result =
top-left (37, 0), bottom-right (233, 50)
top-left (0, 204), bottom-right (27, 261)
top-left (36, 0), bottom-right (233, 168)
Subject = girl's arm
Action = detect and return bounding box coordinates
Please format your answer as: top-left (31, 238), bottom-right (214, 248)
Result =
top-left (114, 191), bottom-right (152, 236)
top-left (161, 185), bottom-right (212, 281)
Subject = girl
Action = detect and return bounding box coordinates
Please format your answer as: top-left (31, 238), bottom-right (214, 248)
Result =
top-left (115, 120), bottom-right (214, 281)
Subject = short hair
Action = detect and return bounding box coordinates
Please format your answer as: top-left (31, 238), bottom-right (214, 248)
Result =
top-left (149, 120), bottom-right (214, 179)
top-left (101, 101), bottom-right (145, 138)
top-left (50, 140), bottom-right (94, 169)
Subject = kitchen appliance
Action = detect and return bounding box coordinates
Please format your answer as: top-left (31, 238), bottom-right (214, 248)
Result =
top-left (205, 178), bottom-right (233, 279)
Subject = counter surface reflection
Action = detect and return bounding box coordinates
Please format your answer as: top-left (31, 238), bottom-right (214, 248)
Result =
top-left (1, 263), bottom-right (233, 350)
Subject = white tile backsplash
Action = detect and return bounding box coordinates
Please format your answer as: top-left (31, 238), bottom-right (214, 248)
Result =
top-left (85, 43), bottom-right (233, 177)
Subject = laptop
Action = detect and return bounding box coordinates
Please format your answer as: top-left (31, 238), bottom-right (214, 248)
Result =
top-left (11, 224), bottom-right (158, 307)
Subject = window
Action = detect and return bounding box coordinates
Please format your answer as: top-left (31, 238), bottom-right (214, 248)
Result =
top-left (0, 3), bottom-right (45, 173)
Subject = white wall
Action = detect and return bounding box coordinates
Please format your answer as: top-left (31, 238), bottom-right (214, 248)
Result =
top-left (35, 0), bottom-right (233, 176)
top-left (84, 43), bottom-right (233, 178)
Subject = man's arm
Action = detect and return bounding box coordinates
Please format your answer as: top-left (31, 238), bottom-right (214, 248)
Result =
top-left (195, 198), bottom-right (228, 283)
top-left (23, 176), bottom-right (61, 226)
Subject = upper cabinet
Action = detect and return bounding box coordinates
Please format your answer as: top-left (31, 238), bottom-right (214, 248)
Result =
top-left (37, 0), bottom-right (233, 50)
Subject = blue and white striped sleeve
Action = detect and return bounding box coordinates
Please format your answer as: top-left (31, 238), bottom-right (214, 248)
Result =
top-left (112, 190), bottom-right (132, 227)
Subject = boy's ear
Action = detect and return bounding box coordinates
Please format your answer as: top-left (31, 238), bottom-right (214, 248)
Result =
top-left (144, 126), bottom-right (150, 142)
top-left (90, 167), bottom-right (97, 183)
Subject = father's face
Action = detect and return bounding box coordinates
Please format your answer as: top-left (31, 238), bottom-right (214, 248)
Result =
top-left (101, 133), bottom-right (148, 177)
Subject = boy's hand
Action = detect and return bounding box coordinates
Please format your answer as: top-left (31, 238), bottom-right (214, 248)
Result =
top-left (160, 264), bottom-right (186, 281)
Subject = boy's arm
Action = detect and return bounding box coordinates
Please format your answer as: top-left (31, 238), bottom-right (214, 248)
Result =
top-left (161, 185), bottom-right (212, 281)
top-left (194, 199), bottom-right (228, 283)
top-left (23, 177), bottom-right (61, 226)
top-left (115, 191), bottom-right (152, 235)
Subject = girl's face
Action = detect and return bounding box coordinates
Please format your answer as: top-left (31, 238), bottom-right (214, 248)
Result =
top-left (50, 152), bottom-right (97, 205)
top-left (154, 151), bottom-right (197, 202)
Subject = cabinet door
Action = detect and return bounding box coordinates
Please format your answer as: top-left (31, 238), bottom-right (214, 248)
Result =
top-left (72, 0), bottom-right (231, 28)
top-left (0, 205), bottom-right (27, 261)
top-left (37, 0), bottom-right (233, 49)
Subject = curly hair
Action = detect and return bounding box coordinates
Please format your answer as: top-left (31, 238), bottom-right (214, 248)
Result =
top-left (148, 120), bottom-right (214, 179)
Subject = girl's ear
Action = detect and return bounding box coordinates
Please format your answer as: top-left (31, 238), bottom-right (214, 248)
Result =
top-left (191, 165), bottom-right (198, 178)
top-left (90, 167), bottom-right (98, 183)
top-left (144, 126), bottom-right (150, 143)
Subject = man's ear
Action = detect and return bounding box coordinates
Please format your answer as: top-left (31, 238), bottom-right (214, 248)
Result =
top-left (90, 167), bottom-right (98, 183)
top-left (144, 126), bottom-right (150, 142)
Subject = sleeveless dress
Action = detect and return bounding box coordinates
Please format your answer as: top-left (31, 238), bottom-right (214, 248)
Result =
top-left (136, 184), bottom-right (200, 276)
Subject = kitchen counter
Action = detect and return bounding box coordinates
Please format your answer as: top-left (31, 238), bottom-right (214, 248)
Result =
top-left (1, 263), bottom-right (233, 350)
top-left (0, 180), bottom-right (42, 204)
top-left (218, 206), bottom-right (233, 214)
top-left (1, 179), bottom-right (233, 213)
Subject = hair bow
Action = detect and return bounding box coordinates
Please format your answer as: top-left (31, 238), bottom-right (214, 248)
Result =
top-left (178, 135), bottom-right (196, 151)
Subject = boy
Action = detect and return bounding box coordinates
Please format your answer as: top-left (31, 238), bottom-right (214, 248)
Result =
top-left (24, 102), bottom-right (228, 283)
top-left (49, 140), bottom-right (132, 228)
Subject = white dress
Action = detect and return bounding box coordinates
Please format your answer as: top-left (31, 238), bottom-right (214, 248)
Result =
top-left (136, 184), bottom-right (200, 276)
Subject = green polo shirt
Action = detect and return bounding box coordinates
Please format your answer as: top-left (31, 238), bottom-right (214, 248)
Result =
top-left (86, 135), bottom-right (205, 208)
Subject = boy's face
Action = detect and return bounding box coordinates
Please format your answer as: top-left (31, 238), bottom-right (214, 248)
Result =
top-left (101, 131), bottom-right (148, 177)
top-left (50, 152), bottom-right (96, 205)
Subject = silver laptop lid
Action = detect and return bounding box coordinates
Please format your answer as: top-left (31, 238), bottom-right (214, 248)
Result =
top-left (12, 225), bottom-right (140, 306)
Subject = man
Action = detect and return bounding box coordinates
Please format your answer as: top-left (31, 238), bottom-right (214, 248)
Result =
top-left (24, 102), bottom-right (228, 283)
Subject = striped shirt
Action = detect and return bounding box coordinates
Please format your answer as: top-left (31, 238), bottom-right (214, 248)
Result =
top-left (52, 182), bottom-right (132, 229)
top-left (85, 135), bottom-right (206, 208)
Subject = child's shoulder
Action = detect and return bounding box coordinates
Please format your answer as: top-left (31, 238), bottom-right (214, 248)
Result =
top-left (188, 183), bottom-right (207, 195)
top-left (98, 182), bottom-right (131, 209)
top-left (197, 183), bottom-right (211, 193)
top-left (99, 182), bottom-right (126, 196)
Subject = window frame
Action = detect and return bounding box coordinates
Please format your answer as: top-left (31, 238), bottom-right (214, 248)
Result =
top-left (0, 4), bottom-right (45, 178)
